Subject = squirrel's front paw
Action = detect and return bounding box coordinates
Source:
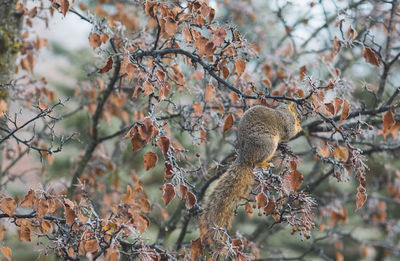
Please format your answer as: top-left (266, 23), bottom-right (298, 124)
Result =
top-left (256, 161), bottom-right (274, 168)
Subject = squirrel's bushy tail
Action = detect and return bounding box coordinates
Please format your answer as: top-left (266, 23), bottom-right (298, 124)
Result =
top-left (199, 160), bottom-right (253, 244)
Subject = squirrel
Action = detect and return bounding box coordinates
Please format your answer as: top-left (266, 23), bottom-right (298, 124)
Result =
top-left (199, 102), bottom-right (302, 245)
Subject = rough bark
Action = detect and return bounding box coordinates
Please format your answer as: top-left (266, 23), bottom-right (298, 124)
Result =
top-left (0, 0), bottom-right (22, 86)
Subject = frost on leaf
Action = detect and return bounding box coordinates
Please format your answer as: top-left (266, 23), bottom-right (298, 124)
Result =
top-left (162, 183), bottom-right (175, 206)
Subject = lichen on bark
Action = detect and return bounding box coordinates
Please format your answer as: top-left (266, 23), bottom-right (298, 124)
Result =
top-left (0, 0), bottom-right (23, 85)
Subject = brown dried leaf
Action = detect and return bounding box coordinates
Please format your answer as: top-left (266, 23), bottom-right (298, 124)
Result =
top-left (185, 191), bottom-right (197, 209)
top-left (324, 103), bottom-right (335, 116)
top-left (36, 199), bottom-right (49, 218)
top-left (264, 199), bottom-right (275, 216)
top-left (317, 146), bottom-right (330, 158)
top-left (332, 36), bottom-right (341, 56)
top-left (234, 60), bottom-right (246, 78)
top-left (143, 81), bottom-right (154, 96)
top-left (299, 65), bottom-right (307, 81)
top-left (99, 56), bottom-right (113, 74)
top-left (89, 33), bottom-right (101, 49)
top-left (189, 237), bottom-right (204, 260)
top-left (0, 225), bottom-right (4, 241)
top-left (84, 239), bottom-right (98, 253)
top-left (164, 163), bottom-right (174, 179)
top-left (339, 99), bottom-right (350, 122)
top-left (356, 191), bottom-right (367, 210)
top-left (213, 27), bottom-right (226, 47)
top-left (229, 92), bottom-right (239, 104)
top-left (347, 26), bottom-right (357, 40)
top-left (144, 152), bottom-right (158, 171)
top-left (382, 111), bottom-right (395, 135)
top-left (157, 136), bottom-right (170, 157)
top-left (288, 170), bottom-right (303, 191)
top-left (223, 113), bottom-right (234, 133)
top-left (64, 204), bottom-right (77, 226)
top-left (193, 103), bottom-right (203, 117)
top-left (41, 220), bottom-right (52, 233)
top-left (332, 146), bottom-right (349, 162)
top-left (162, 183), bottom-right (175, 206)
top-left (165, 17), bottom-right (177, 36)
top-left (333, 97), bottom-right (343, 114)
top-left (255, 192), bottom-right (268, 209)
top-left (100, 33), bottom-right (109, 44)
top-left (60, 0), bottom-right (69, 17)
top-left (362, 47), bottom-right (379, 66)
top-left (19, 226), bottom-right (31, 242)
top-left (0, 198), bottom-right (16, 216)
top-left (184, 26), bottom-right (192, 42)
top-left (20, 189), bottom-right (35, 207)
top-left (177, 184), bottom-right (188, 200)
top-left (105, 246), bottom-right (120, 261)
top-left (0, 247), bottom-right (11, 261)
top-left (204, 83), bottom-right (215, 102)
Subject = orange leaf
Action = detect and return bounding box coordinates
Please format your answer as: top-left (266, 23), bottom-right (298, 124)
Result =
top-left (223, 113), bottom-right (234, 132)
top-left (1, 247), bottom-right (11, 261)
top-left (264, 199), bottom-right (275, 216)
top-left (89, 33), bottom-right (101, 49)
top-left (332, 36), bottom-right (341, 56)
top-left (332, 146), bottom-right (349, 162)
top-left (0, 99), bottom-right (8, 117)
top-left (19, 226), bottom-right (31, 242)
top-left (234, 60), bottom-right (246, 78)
top-left (105, 246), bottom-right (120, 261)
top-left (100, 33), bottom-right (109, 44)
top-left (356, 191), bottom-right (367, 210)
top-left (99, 56), bottom-right (113, 74)
top-left (60, 0), bottom-right (69, 16)
top-left (379, 110), bottom-right (397, 139)
top-left (162, 183), bottom-right (175, 206)
top-left (185, 191), bottom-right (197, 209)
top-left (0, 198), bottom-right (16, 216)
top-left (204, 83), bottom-right (215, 102)
top-left (165, 17), bottom-right (177, 36)
top-left (84, 239), bottom-right (98, 253)
top-left (255, 192), bottom-right (268, 209)
top-left (177, 184), bottom-right (188, 200)
top-left (299, 65), bottom-right (307, 81)
top-left (144, 152), bottom-right (158, 171)
top-left (64, 203), bottom-right (77, 226)
top-left (229, 92), bottom-right (239, 104)
top-left (164, 163), bottom-right (174, 179)
top-left (362, 47), bottom-right (379, 66)
top-left (213, 27), bottom-right (226, 47)
top-left (339, 99), bottom-right (350, 122)
top-left (157, 137), bottom-right (170, 157)
top-left (288, 170), bottom-right (303, 191)
top-left (193, 103), bottom-right (203, 117)
top-left (20, 189), bottom-right (35, 207)
top-left (324, 103), bottom-right (335, 116)
top-left (317, 146), bottom-right (330, 158)
top-left (36, 199), bottom-right (49, 218)
top-left (41, 220), bottom-right (52, 233)
top-left (142, 80), bottom-right (154, 96)
top-left (333, 97), bottom-right (343, 114)
top-left (0, 225), bottom-right (4, 241)
top-left (189, 238), bottom-right (204, 260)
top-left (183, 26), bottom-right (192, 42)
top-left (347, 26), bottom-right (357, 40)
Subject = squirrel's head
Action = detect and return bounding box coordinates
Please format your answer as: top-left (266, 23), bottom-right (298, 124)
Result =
top-left (278, 102), bottom-right (302, 141)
